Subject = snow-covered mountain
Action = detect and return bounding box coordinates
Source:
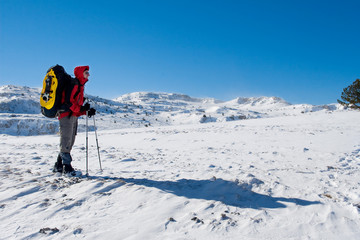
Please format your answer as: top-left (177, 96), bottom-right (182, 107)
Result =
top-left (114, 91), bottom-right (219, 103)
top-left (0, 85), bottom-right (342, 136)
top-left (230, 96), bottom-right (290, 107)
top-left (0, 85), bottom-right (41, 114)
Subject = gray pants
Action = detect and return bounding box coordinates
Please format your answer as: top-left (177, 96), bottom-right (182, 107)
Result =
top-left (59, 115), bottom-right (78, 164)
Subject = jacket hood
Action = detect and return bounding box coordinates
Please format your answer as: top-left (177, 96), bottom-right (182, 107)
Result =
top-left (74, 66), bottom-right (89, 85)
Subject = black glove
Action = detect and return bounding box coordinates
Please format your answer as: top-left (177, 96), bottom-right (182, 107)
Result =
top-left (81, 103), bottom-right (90, 112)
top-left (88, 108), bottom-right (96, 118)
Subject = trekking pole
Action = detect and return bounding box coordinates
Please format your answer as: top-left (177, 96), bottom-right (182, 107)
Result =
top-left (92, 114), bottom-right (103, 171)
top-left (85, 110), bottom-right (89, 176)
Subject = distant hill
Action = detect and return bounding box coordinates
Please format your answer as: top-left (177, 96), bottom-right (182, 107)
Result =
top-left (0, 85), bottom-right (342, 136)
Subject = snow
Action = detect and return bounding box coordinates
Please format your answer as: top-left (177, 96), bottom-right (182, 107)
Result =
top-left (1, 85), bottom-right (360, 239)
top-left (0, 85), bottom-right (344, 136)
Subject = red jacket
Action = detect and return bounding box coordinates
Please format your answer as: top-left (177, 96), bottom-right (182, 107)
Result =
top-left (58, 66), bottom-right (89, 119)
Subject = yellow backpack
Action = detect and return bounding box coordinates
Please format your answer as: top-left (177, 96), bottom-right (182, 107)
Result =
top-left (40, 65), bottom-right (72, 118)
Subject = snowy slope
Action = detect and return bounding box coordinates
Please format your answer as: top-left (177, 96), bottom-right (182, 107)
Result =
top-left (0, 111), bottom-right (360, 239)
top-left (0, 85), bottom-right (41, 114)
top-left (0, 85), bottom-right (343, 136)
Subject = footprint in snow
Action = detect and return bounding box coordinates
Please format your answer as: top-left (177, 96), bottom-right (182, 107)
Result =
top-left (39, 227), bottom-right (59, 235)
top-left (121, 158), bottom-right (136, 162)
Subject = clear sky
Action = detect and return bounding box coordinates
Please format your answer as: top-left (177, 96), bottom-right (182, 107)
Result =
top-left (0, 0), bottom-right (359, 104)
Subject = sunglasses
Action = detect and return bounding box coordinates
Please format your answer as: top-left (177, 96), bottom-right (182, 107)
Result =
top-left (84, 71), bottom-right (90, 75)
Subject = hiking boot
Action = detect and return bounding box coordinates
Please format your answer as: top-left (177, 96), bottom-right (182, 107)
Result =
top-left (52, 154), bottom-right (63, 173)
top-left (63, 164), bottom-right (75, 174)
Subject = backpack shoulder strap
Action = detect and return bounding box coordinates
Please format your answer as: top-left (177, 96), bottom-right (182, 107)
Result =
top-left (72, 78), bottom-right (81, 100)
top-left (59, 77), bottom-right (79, 112)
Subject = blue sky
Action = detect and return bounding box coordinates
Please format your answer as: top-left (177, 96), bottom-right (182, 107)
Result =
top-left (0, 0), bottom-right (359, 104)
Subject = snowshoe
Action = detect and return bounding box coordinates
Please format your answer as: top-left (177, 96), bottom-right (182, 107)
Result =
top-left (63, 164), bottom-right (75, 174)
top-left (62, 164), bottom-right (82, 177)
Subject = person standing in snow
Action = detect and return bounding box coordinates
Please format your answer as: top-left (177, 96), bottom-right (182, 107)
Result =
top-left (53, 66), bottom-right (96, 174)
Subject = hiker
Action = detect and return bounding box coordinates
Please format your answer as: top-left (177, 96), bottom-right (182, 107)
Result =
top-left (53, 66), bottom-right (96, 174)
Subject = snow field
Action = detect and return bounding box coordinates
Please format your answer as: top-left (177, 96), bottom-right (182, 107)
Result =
top-left (1, 111), bottom-right (360, 239)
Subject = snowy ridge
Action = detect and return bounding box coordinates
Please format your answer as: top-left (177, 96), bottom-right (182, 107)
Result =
top-left (231, 96), bottom-right (290, 107)
top-left (114, 92), bottom-right (216, 103)
top-left (0, 85), bottom-right (343, 136)
top-left (0, 85), bottom-right (41, 114)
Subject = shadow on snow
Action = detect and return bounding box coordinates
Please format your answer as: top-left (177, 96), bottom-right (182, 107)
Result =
top-left (90, 176), bottom-right (321, 209)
